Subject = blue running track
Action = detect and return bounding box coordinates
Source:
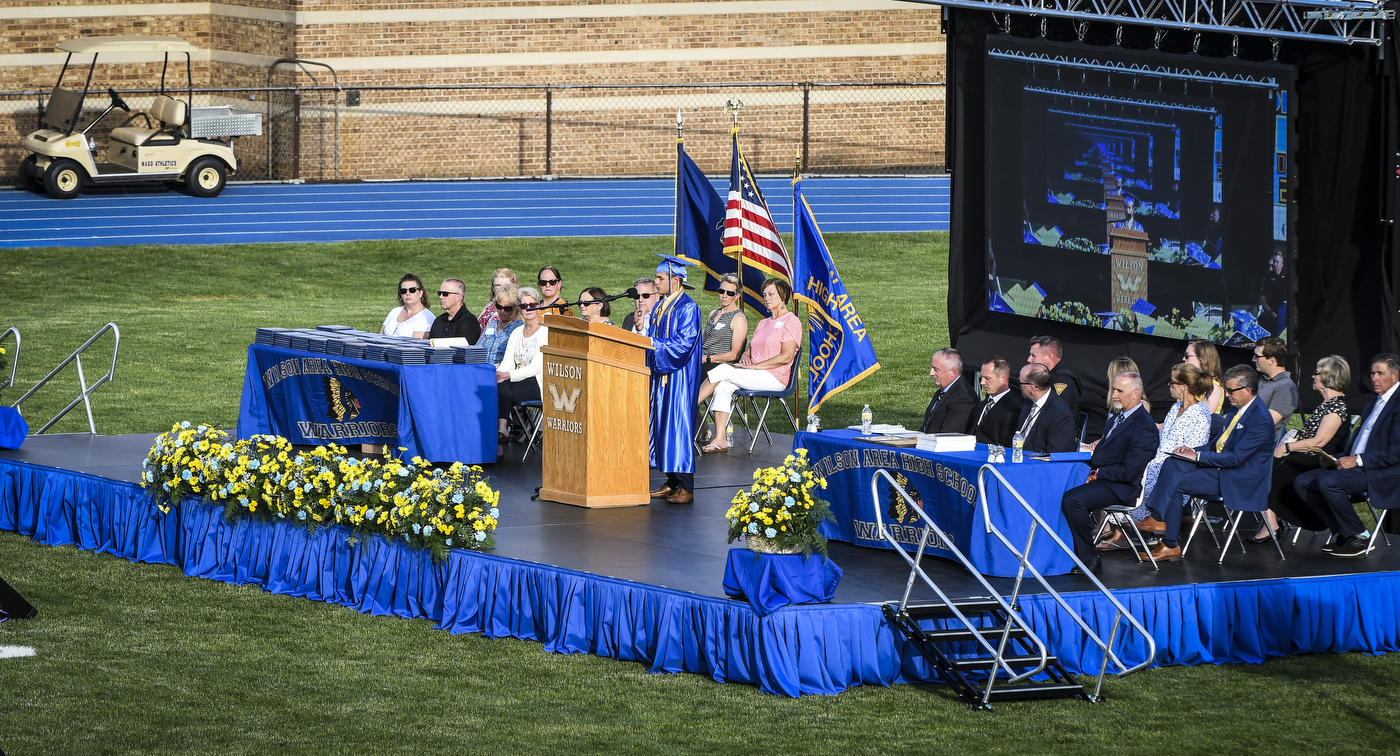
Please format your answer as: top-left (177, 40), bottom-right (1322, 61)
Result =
top-left (1, 176), bottom-right (948, 249)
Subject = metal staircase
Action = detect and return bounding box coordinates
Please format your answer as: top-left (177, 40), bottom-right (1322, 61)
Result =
top-left (871, 467), bottom-right (1156, 709)
top-left (9, 323), bottom-right (120, 435)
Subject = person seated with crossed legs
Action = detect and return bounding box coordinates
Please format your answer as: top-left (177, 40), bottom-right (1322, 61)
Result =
top-left (1139, 364), bottom-right (1276, 561)
top-left (1060, 371), bottom-right (1161, 574)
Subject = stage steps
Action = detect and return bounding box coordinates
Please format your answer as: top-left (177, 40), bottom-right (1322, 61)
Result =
top-left (883, 600), bottom-right (1088, 707)
top-left (870, 468), bottom-right (1157, 710)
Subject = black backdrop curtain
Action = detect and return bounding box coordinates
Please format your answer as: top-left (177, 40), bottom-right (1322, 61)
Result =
top-left (946, 11), bottom-right (1400, 436)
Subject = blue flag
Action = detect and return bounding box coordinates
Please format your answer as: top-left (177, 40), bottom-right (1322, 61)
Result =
top-left (791, 178), bottom-right (880, 412)
top-left (673, 138), bottom-right (760, 312)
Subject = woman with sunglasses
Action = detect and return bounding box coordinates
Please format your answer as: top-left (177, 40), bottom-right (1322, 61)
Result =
top-left (578, 287), bottom-right (615, 326)
top-left (381, 273), bottom-right (433, 338)
top-left (479, 283), bottom-right (523, 366)
top-left (494, 286), bottom-right (549, 447)
top-left (535, 265), bottom-right (574, 317)
top-left (478, 267), bottom-right (518, 333)
top-left (700, 273), bottom-right (748, 383)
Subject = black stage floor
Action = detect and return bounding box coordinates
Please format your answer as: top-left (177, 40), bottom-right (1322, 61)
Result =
top-left (4, 432), bottom-right (1398, 604)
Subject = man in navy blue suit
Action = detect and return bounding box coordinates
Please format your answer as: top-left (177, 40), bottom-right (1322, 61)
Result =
top-left (1061, 371), bottom-right (1161, 574)
top-left (1140, 364), bottom-right (1275, 561)
top-left (1014, 363), bottom-right (1077, 453)
top-left (1295, 354), bottom-right (1400, 557)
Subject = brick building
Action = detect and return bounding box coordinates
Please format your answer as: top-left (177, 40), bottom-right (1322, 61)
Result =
top-left (2, 1), bottom-right (947, 180)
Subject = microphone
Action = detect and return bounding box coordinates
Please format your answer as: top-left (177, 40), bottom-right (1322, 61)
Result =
top-left (602, 287), bottom-right (640, 303)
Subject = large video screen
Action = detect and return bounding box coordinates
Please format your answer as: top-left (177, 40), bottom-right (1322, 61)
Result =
top-left (984, 38), bottom-right (1295, 346)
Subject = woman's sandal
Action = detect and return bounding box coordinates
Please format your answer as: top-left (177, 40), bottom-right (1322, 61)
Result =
top-left (701, 443), bottom-right (729, 454)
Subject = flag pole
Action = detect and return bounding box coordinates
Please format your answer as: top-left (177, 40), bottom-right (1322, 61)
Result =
top-left (793, 148), bottom-right (808, 423)
top-left (726, 99), bottom-right (744, 319)
top-left (673, 109), bottom-right (683, 258)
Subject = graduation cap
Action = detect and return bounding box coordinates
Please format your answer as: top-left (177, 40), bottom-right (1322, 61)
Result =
top-left (654, 253), bottom-right (696, 289)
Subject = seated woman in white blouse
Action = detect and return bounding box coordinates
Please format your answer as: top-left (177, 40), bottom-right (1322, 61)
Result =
top-left (381, 273), bottom-right (434, 338)
top-left (494, 286), bottom-right (549, 449)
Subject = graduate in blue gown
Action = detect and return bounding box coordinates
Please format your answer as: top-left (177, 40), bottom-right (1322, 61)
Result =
top-left (647, 254), bottom-right (703, 504)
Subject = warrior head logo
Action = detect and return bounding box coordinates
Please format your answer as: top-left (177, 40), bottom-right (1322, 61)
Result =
top-left (885, 471), bottom-right (924, 525)
top-left (323, 376), bottom-right (361, 422)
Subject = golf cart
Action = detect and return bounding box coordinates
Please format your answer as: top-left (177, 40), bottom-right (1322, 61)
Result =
top-left (18, 36), bottom-right (262, 199)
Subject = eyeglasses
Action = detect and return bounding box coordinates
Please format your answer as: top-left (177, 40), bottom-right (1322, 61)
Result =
top-left (719, 288), bottom-right (739, 297)
top-left (538, 279), bottom-right (560, 287)
top-left (1251, 353), bottom-right (1263, 361)
top-left (1224, 385), bottom-right (1251, 394)
top-left (1168, 380), bottom-right (1185, 387)
top-left (638, 292), bottom-right (656, 299)
top-left (399, 286), bottom-right (421, 295)
top-left (437, 290), bottom-right (462, 298)
top-left (498, 305), bottom-right (518, 313)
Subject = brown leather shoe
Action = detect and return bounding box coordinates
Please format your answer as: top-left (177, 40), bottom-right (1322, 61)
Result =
top-left (666, 489), bottom-right (694, 504)
top-left (1136, 516), bottom-right (1168, 534)
top-left (649, 485), bottom-right (674, 499)
top-left (1147, 543), bottom-right (1183, 562)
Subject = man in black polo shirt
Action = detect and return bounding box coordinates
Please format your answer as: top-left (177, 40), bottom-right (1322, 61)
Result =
top-left (429, 278), bottom-right (481, 344)
top-left (1029, 334), bottom-right (1082, 440)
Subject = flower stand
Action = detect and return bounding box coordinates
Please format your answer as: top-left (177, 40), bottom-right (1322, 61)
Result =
top-left (722, 548), bottom-right (842, 616)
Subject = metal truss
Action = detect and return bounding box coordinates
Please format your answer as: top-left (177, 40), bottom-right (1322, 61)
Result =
top-left (899, 0), bottom-right (1395, 46)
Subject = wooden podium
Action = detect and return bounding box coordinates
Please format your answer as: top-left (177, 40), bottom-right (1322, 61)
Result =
top-left (537, 315), bottom-right (653, 507)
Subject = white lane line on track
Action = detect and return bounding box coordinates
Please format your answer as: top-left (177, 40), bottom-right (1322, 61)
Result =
top-left (0, 646), bottom-right (36, 658)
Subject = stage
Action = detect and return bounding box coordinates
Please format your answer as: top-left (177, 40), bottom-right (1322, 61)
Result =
top-left (4, 431), bottom-right (1400, 697)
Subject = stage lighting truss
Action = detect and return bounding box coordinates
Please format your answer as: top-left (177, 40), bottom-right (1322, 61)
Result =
top-left (899, 0), bottom-right (1396, 46)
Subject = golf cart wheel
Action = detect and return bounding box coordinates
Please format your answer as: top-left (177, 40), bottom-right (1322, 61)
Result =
top-left (186, 158), bottom-right (227, 198)
top-left (43, 158), bottom-right (85, 200)
top-left (18, 155), bottom-right (40, 192)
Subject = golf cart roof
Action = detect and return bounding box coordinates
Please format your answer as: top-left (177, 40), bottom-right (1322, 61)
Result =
top-left (56, 36), bottom-right (201, 54)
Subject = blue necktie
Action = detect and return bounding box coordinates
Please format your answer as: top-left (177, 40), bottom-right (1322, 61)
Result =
top-left (1105, 412), bottom-right (1124, 441)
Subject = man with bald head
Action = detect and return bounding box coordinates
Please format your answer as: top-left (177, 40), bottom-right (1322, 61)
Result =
top-left (1060, 371), bottom-right (1160, 573)
top-left (1014, 362), bottom-right (1077, 453)
top-left (921, 347), bottom-right (977, 434)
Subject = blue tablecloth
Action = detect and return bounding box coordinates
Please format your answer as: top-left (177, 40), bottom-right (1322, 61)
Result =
top-left (237, 344), bottom-right (496, 464)
top-left (0, 406), bottom-right (27, 450)
top-left (795, 430), bottom-right (1092, 577)
top-left (722, 549), bottom-right (843, 616)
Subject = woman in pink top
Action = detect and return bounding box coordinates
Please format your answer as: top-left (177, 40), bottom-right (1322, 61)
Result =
top-left (695, 278), bottom-right (801, 453)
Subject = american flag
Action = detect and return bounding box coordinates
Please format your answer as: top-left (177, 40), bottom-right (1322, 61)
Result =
top-left (724, 130), bottom-right (792, 284)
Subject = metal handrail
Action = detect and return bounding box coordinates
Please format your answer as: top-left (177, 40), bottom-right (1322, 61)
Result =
top-left (870, 469), bottom-right (1050, 705)
top-left (10, 323), bottom-right (120, 435)
top-left (976, 464), bottom-right (1158, 700)
top-left (0, 327), bottom-right (18, 397)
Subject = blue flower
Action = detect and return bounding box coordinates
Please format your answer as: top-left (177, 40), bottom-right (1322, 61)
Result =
top-left (239, 496), bottom-right (249, 505)
top-left (396, 467), bottom-right (409, 477)
top-left (180, 421), bottom-right (190, 429)
top-left (197, 424), bottom-right (207, 433)
top-left (180, 469), bottom-right (192, 481)
top-left (162, 482), bottom-right (170, 491)
top-left (475, 531), bottom-right (486, 542)
top-left (362, 482), bottom-right (372, 492)
top-left (295, 456), bottom-right (305, 465)
top-left (784, 496), bottom-right (795, 507)
top-left (411, 523), bottom-right (422, 534)
top-left (365, 508), bottom-right (376, 520)
top-left (748, 503), bottom-right (760, 513)
top-left (765, 528), bottom-right (777, 538)
top-left (445, 538), bottom-right (453, 546)
top-left (298, 510), bottom-right (307, 520)
top-left (452, 493), bottom-right (464, 504)
top-left (303, 483), bottom-right (312, 493)
top-left (142, 459), bottom-right (149, 468)
top-left (248, 460), bottom-right (260, 470)
top-left (144, 471), bottom-right (154, 482)
top-left (489, 507), bottom-right (499, 518)
top-left (747, 522), bottom-right (758, 534)
top-left (789, 473), bottom-right (800, 482)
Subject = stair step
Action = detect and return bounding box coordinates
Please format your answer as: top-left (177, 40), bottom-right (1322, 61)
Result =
top-left (900, 599), bottom-right (1012, 619)
top-left (951, 654), bottom-right (1057, 671)
top-left (985, 682), bottom-right (1087, 701)
top-left (915, 624), bottom-right (1031, 643)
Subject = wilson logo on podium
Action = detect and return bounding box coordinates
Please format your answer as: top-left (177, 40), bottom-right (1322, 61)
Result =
top-left (548, 384), bottom-right (581, 414)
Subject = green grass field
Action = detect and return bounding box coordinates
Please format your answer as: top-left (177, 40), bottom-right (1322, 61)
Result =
top-left (3, 234), bottom-right (1399, 755)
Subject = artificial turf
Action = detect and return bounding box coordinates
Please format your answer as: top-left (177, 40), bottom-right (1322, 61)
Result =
top-left (2, 234), bottom-right (1399, 754)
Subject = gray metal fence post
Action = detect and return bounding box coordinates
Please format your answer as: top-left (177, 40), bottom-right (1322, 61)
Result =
top-left (545, 85), bottom-right (553, 176)
top-left (802, 82), bottom-right (811, 172)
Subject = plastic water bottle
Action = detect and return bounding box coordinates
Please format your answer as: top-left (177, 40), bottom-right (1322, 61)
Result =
top-left (861, 404), bottom-right (873, 436)
top-left (725, 419), bottom-right (734, 448)
top-left (1012, 432), bottom-right (1025, 464)
top-left (806, 413), bottom-right (820, 433)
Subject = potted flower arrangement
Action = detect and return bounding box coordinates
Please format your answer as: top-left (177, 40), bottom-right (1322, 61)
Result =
top-left (725, 448), bottom-right (833, 558)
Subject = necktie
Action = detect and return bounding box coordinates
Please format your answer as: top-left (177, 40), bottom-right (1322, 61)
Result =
top-left (1104, 412), bottom-right (1124, 441)
top-left (1353, 396), bottom-right (1388, 455)
top-left (978, 397), bottom-right (994, 426)
top-left (1215, 408), bottom-right (1243, 452)
top-left (1019, 405), bottom-right (1040, 434)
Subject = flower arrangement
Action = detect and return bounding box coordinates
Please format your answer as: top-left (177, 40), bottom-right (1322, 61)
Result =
top-left (725, 448), bottom-right (833, 558)
top-left (141, 422), bottom-right (500, 559)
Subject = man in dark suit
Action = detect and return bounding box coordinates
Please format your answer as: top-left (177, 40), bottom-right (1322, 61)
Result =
top-left (1060, 371), bottom-right (1160, 573)
top-left (1014, 363), bottom-right (1077, 453)
top-left (1294, 353), bottom-right (1400, 557)
top-left (1029, 335), bottom-right (1083, 439)
top-left (967, 355), bottom-right (1024, 446)
top-left (619, 277), bottom-right (657, 335)
top-left (1141, 364), bottom-right (1275, 561)
top-left (921, 348), bottom-right (977, 434)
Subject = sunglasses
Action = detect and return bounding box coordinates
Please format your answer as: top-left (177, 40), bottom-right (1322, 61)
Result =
top-left (437, 290), bottom-right (462, 298)
top-left (399, 286), bottom-right (421, 295)
top-left (1225, 385), bottom-right (1250, 394)
top-left (719, 288), bottom-right (739, 297)
top-left (498, 305), bottom-right (518, 313)
top-left (538, 279), bottom-right (560, 287)
top-left (638, 292), bottom-right (656, 299)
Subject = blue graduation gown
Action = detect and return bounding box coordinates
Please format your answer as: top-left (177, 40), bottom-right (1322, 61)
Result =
top-left (647, 292), bottom-right (702, 474)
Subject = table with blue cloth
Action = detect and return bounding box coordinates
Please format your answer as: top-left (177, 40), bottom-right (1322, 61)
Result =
top-left (795, 430), bottom-right (1092, 577)
top-left (238, 344), bottom-right (497, 464)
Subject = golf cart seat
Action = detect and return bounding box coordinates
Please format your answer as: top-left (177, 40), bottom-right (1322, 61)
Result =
top-left (111, 94), bottom-right (186, 145)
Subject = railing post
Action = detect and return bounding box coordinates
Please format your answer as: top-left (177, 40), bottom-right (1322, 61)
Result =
top-left (801, 82), bottom-right (811, 172)
top-left (292, 89), bottom-right (302, 180)
top-left (545, 85), bottom-right (553, 176)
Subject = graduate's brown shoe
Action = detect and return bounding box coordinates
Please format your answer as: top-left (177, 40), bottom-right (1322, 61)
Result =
top-left (649, 485), bottom-right (674, 499)
top-left (666, 489), bottom-right (694, 504)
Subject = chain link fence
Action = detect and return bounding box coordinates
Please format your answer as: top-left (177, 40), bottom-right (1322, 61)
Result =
top-left (1, 82), bottom-right (945, 184)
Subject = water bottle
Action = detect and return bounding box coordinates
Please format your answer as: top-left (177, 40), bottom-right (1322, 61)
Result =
top-left (861, 404), bottom-right (873, 436)
top-left (1012, 432), bottom-right (1025, 464)
top-left (725, 419), bottom-right (734, 448)
top-left (806, 413), bottom-right (820, 433)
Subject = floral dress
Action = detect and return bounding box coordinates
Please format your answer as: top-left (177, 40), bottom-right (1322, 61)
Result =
top-left (1130, 400), bottom-right (1213, 521)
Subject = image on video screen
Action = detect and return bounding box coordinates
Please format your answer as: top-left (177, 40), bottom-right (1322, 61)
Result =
top-left (983, 38), bottom-right (1293, 347)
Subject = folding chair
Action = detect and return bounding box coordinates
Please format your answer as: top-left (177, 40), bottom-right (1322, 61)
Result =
top-left (512, 400), bottom-right (544, 462)
top-left (732, 355), bottom-right (801, 452)
top-left (1092, 465), bottom-right (1159, 569)
top-left (1189, 492), bottom-right (1285, 564)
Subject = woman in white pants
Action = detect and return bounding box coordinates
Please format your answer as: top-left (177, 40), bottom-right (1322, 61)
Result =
top-left (697, 278), bottom-right (800, 453)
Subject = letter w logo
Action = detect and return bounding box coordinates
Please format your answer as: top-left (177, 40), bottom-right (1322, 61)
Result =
top-left (548, 384), bottom-right (582, 414)
top-left (1116, 273), bottom-right (1142, 291)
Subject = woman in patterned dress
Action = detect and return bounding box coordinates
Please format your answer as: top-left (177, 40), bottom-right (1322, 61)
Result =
top-left (1256, 355), bottom-right (1352, 540)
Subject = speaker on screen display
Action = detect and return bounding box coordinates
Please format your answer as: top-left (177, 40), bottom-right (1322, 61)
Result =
top-left (0, 574), bottom-right (37, 620)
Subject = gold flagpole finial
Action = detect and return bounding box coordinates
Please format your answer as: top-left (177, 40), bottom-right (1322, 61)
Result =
top-left (793, 148), bottom-right (802, 179)
top-left (676, 109), bottom-right (684, 140)
top-left (725, 98), bottom-right (744, 127)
